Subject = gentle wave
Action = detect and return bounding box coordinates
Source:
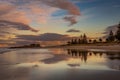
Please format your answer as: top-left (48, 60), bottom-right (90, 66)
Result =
top-left (0, 48), bottom-right (12, 54)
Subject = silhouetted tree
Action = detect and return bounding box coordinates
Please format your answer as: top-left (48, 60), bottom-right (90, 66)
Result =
top-left (74, 39), bottom-right (77, 44)
top-left (99, 38), bottom-right (102, 42)
top-left (30, 44), bottom-right (41, 47)
top-left (68, 33), bottom-right (89, 45)
top-left (93, 39), bottom-right (97, 43)
top-left (115, 23), bottom-right (120, 41)
top-left (83, 33), bottom-right (88, 44)
top-left (36, 44), bottom-right (41, 47)
top-left (71, 39), bottom-right (74, 44)
top-left (80, 35), bottom-right (83, 39)
top-left (78, 39), bottom-right (81, 44)
top-left (107, 30), bottom-right (115, 42)
top-left (67, 41), bottom-right (71, 45)
top-left (89, 39), bottom-right (92, 43)
top-left (106, 38), bottom-right (109, 42)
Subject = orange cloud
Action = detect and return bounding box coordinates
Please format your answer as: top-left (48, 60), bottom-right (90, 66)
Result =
top-left (0, 3), bottom-right (15, 15)
top-left (2, 11), bottom-right (31, 24)
top-left (0, 44), bottom-right (8, 47)
top-left (0, 3), bottom-right (30, 24)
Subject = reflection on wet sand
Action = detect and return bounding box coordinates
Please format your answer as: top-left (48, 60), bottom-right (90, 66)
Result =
top-left (67, 49), bottom-right (120, 70)
top-left (67, 49), bottom-right (120, 60)
top-left (0, 48), bottom-right (120, 80)
top-left (67, 49), bottom-right (88, 62)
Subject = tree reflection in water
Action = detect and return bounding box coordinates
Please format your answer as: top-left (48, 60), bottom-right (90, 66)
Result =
top-left (67, 49), bottom-right (120, 70)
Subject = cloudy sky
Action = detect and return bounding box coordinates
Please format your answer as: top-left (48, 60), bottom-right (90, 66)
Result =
top-left (0, 0), bottom-right (120, 47)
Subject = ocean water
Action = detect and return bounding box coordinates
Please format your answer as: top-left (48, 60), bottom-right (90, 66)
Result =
top-left (0, 48), bottom-right (12, 54)
top-left (0, 48), bottom-right (120, 80)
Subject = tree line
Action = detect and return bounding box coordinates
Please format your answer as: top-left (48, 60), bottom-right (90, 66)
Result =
top-left (106, 23), bottom-right (120, 42)
top-left (67, 22), bottom-right (120, 45)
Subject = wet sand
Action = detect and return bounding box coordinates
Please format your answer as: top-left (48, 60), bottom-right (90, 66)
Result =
top-left (0, 67), bottom-right (120, 80)
top-left (0, 48), bottom-right (120, 80)
top-left (61, 45), bottom-right (120, 51)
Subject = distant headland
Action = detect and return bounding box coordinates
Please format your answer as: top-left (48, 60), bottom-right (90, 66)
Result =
top-left (10, 43), bottom-right (41, 48)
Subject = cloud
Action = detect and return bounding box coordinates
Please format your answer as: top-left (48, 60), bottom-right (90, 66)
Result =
top-left (0, 20), bottom-right (38, 32)
top-left (0, 20), bottom-right (38, 45)
top-left (49, 0), bottom-right (81, 26)
top-left (66, 29), bottom-right (80, 33)
top-left (0, 3), bottom-right (15, 16)
top-left (9, 33), bottom-right (72, 46)
top-left (64, 16), bottom-right (78, 26)
top-left (0, 0), bottom-right (81, 47)
top-left (0, 3), bottom-right (31, 24)
top-left (0, 40), bottom-right (14, 44)
top-left (41, 0), bottom-right (80, 15)
top-left (0, 32), bottom-right (75, 47)
top-left (16, 33), bottom-right (71, 41)
top-left (0, 0), bottom-right (80, 26)
top-left (38, 33), bottom-right (71, 41)
top-left (40, 0), bottom-right (81, 26)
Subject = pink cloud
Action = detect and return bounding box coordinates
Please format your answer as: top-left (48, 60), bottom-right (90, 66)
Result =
top-left (0, 0), bottom-right (80, 25)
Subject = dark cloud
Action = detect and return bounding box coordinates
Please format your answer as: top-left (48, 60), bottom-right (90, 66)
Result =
top-left (0, 40), bottom-right (12, 44)
top-left (0, 20), bottom-right (38, 32)
top-left (66, 29), bottom-right (80, 33)
top-left (14, 33), bottom-right (72, 46)
top-left (16, 33), bottom-right (71, 41)
top-left (64, 16), bottom-right (78, 26)
top-left (38, 33), bottom-right (71, 41)
top-left (16, 35), bottom-right (37, 41)
top-left (0, 33), bottom-right (73, 47)
top-left (13, 40), bottom-right (37, 47)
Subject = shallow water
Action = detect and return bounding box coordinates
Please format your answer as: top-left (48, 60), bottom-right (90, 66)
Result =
top-left (0, 48), bottom-right (120, 80)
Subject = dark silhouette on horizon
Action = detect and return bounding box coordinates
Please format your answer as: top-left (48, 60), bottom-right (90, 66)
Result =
top-left (10, 43), bottom-right (41, 48)
top-left (67, 22), bottom-right (120, 45)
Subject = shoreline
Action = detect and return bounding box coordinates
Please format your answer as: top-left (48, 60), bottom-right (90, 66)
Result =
top-left (6, 44), bottom-right (120, 51)
top-left (45, 45), bottom-right (120, 51)
top-left (60, 45), bottom-right (120, 51)
top-left (39, 45), bottom-right (120, 52)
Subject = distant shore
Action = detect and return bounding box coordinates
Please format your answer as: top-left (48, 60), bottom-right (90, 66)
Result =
top-left (44, 43), bottom-right (120, 51)
top-left (8, 43), bottom-right (120, 51)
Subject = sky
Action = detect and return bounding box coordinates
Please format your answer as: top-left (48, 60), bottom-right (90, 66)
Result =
top-left (0, 0), bottom-right (120, 47)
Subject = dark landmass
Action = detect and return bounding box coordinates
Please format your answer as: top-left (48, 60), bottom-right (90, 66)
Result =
top-left (10, 43), bottom-right (41, 49)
